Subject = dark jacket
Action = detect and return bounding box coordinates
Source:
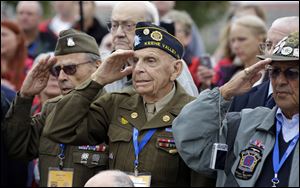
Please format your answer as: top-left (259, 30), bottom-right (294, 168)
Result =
top-left (230, 80), bottom-right (275, 112)
top-left (3, 94), bottom-right (108, 187)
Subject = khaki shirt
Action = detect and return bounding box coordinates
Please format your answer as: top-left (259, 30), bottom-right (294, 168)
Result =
top-left (43, 79), bottom-right (215, 186)
top-left (3, 94), bottom-right (108, 187)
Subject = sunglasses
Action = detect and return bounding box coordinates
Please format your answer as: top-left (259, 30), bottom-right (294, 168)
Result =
top-left (50, 61), bottom-right (92, 77)
top-left (266, 65), bottom-right (299, 80)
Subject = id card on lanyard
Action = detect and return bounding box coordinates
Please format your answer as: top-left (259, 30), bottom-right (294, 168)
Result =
top-left (47, 144), bottom-right (74, 187)
top-left (126, 128), bottom-right (156, 187)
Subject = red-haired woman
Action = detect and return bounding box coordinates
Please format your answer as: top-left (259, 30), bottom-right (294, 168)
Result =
top-left (1, 20), bottom-right (33, 91)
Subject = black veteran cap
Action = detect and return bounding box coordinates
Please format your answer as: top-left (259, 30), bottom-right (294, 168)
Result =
top-left (54, 29), bottom-right (100, 57)
top-left (133, 22), bottom-right (184, 59)
top-left (257, 31), bottom-right (299, 62)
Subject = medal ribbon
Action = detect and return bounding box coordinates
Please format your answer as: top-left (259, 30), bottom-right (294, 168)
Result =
top-left (133, 128), bottom-right (156, 175)
top-left (272, 121), bottom-right (299, 186)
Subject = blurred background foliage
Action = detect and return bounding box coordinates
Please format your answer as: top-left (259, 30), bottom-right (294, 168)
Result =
top-left (175, 1), bottom-right (230, 28)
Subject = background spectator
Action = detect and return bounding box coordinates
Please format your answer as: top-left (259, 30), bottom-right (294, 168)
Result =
top-left (213, 15), bottom-right (267, 87)
top-left (39, 1), bottom-right (78, 37)
top-left (1, 20), bottom-right (33, 91)
top-left (16, 1), bottom-right (57, 59)
top-left (73, 1), bottom-right (109, 46)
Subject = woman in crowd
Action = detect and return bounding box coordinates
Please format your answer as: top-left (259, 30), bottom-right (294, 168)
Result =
top-left (1, 20), bottom-right (33, 91)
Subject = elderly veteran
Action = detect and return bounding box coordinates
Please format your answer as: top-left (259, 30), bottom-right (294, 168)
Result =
top-left (104, 1), bottom-right (199, 97)
top-left (173, 31), bottom-right (299, 187)
top-left (3, 29), bottom-right (109, 187)
top-left (44, 22), bottom-right (214, 187)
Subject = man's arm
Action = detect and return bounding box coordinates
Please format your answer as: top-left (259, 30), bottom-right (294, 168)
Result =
top-left (44, 50), bottom-right (134, 145)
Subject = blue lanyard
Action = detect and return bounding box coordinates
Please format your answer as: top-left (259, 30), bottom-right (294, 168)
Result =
top-left (272, 121), bottom-right (299, 186)
top-left (58, 144), bottom-right (66, 169)
top-left (133, 128), bottom-right (156, 175)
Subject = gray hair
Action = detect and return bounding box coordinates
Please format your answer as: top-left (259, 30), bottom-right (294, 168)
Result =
top-left (85, 53), bottom-right (102, 63)
top-left (114, 1), bottom-right (160, 25)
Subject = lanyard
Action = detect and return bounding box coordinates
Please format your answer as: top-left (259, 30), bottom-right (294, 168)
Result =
top-left (133, 128), bottom-right (156, 176)
top-left (58, 144), bottom-right (66, 170)
top-left (272, 121), bottom-right (299, 187)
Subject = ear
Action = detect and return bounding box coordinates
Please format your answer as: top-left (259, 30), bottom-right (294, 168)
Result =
top-left (170, 59), bottom-right (183, 81)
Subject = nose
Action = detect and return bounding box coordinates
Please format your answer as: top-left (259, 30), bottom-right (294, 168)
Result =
top-left (276, 71), bottom-right (289, 85)
top-left (133, 60), bottom-right (146, 74)
top-left (57, 69), bottom-right (68, 82)
top-left (114, 25), bottom-right (126, 37)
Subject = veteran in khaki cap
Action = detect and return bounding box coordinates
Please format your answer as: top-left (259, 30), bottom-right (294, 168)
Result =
top-left (43, 22), bottom-right (216, 187)
top-left (3, 28), bottom-right (109, 187)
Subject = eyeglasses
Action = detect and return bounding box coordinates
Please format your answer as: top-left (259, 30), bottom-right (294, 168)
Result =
top-left (50, 61), bottom-right (92, 77)
top-left (107, 21), bottom-right (136, 33)
top-left (265, 65), bottom-right (299, 80)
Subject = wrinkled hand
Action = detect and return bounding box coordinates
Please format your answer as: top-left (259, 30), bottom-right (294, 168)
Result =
top-left (220, 58), bottom-right (272, 100)
top-left (197, 65), bottom-right (214, 88)
top-left (20, 55), bottom-right (57, 98)
top-left (91, 50), bottom-right (134, 85)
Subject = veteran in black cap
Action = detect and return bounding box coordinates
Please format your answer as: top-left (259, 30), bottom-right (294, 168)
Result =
top-left (172, 32), bottom-right (299, 187)
top-left (3, 28), bottom-right (110, 187)
top-left (43, 22), bottom-right (216, 186)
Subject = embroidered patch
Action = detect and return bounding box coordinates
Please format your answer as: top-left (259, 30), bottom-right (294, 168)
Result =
top-left (235, 147), bottom-right (262, 180)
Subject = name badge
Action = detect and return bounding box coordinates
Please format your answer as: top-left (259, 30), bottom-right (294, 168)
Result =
top-left (48, 167), bottom-right (74, 187)
top-left (127, 172), bottom-right (151, 187)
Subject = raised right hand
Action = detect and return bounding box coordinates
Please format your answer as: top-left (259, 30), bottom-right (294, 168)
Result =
top-left (91, 49), bottom-right (134, 85)
top-left (220, 58), bottom-right (272, 100)
top-left (20, 55), bottom-right (57, 98)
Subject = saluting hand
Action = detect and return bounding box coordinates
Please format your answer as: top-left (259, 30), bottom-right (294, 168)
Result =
top-left (220, 58), bottom-right (272, 100)
top-left (20, 55), bottom-right (57, 98)
top-left (91, 49), bottom-right (134, 85)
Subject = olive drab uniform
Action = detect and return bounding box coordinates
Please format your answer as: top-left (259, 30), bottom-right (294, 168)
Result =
top-left (3, 94), bottom-right (108, 187)
top-left (43, 79), bottom-right (216, 186)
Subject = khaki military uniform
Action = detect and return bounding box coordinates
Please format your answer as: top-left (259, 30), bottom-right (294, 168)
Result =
top-left (43, 79), bottom-right (216, 186)
top-left (3, 94), bottom-right (108, 187)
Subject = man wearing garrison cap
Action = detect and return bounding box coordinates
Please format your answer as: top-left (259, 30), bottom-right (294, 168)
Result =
top-left (43, 22), bottom-right (215, 187)
top-left (3, 29), bottom-right (110, 187)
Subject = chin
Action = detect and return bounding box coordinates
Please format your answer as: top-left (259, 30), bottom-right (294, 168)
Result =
top-left (114, 44), bottom-right (131, 50)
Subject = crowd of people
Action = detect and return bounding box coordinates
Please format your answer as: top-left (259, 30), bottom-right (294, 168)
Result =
top-left (1, 1), bottom-right (299, 187)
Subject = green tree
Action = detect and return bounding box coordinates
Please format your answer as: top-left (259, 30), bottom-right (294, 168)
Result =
top-left (175, 1), bottom-right (230, 28)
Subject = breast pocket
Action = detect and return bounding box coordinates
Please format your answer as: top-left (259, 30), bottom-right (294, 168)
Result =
top-left (72, 143), bottom-right (109, 168)
top-left (153, 133), bottom-right (180, 184)
top-left (107, 123), bottom-right (132, 169)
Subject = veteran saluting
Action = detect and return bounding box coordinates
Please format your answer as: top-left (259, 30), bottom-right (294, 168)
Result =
top-left (43, 22), bottom-right (215, 187)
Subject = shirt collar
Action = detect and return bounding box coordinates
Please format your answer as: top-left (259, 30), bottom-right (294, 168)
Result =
top-left (276, 108), bottom-right (299, 129)
top-left (268, 81), bottom-right (273, 98)
top-left (143, 84), bottom-right (176, 113)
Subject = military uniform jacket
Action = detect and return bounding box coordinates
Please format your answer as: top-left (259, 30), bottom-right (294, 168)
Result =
top-left (43, 79), bottom-right (201, 187)
top-left (172, 88), bottom-right (299, 187)
top-left (3, 94), bottom-right (108, 187)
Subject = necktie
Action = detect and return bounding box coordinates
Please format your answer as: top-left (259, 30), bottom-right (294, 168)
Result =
top-left (146, 103), bottom-right (156, 121)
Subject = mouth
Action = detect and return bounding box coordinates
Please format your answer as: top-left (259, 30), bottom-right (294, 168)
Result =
top-left (134, 80), bottom-right (152, 86)
top-left (276, 91), bottom-right (290, 97)
top-left (61, 88), bottom-right (72, 93)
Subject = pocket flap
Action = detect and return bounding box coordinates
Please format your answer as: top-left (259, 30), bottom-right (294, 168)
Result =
top-left (108, 123), bottom-right (132, 143)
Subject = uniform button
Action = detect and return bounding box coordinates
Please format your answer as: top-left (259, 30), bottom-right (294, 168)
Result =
top-left (162, 115), bottom-right (170, 122)
top-left (131, 112), bottom-right (138, 119)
